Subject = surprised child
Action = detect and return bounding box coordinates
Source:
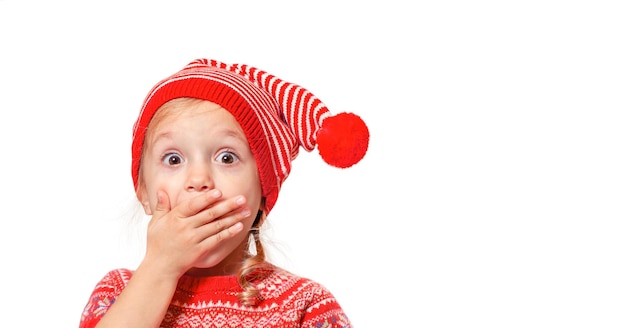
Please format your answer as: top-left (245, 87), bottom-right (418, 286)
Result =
top-left (79, 58), bottom-right (369, 328)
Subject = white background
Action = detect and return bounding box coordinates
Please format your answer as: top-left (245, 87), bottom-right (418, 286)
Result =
top-left (1, 1), bottom-right (625, 327)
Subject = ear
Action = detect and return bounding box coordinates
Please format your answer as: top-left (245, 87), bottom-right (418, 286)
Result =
top-left (136, 184), bottom-right (153, 215)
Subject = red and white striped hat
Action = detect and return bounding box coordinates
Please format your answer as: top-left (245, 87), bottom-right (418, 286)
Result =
top-left (131, 58), bottom-right (369, 213)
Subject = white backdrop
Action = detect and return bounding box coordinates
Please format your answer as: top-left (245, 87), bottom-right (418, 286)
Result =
top-left (1, 1), bottom-right (625, 327)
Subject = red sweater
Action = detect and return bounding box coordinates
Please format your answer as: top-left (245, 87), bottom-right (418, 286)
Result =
top-left (79, 264), bottom-right (351, 328)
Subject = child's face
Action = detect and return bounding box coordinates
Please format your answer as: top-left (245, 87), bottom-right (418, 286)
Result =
top-left (138, 99), bottom-right (262, 270)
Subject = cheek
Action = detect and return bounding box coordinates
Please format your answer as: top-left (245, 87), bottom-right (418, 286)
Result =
top-left (245, 183), bottom-right (264, 213)
top-left (143, 178), bottom-right (178, 209)
top-left (215, 177), bottom-right (262, 210)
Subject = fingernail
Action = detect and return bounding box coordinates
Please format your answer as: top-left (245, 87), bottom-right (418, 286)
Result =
top-left (232, 222), bottom-right (244, 233)
top-left (211, 190), bottom-right (221, 198)
top-left (236, 196), bottom-right (245, 205)
top-left (241, 209), bottom-right (251, 217)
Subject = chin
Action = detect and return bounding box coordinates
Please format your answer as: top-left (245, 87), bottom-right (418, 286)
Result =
top-left (186, 253), bottom-right (240, 276)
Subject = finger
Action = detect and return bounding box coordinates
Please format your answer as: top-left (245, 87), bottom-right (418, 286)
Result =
top-left (195, 204), bottom-right (251, 240)
top-left (151, 190), bottom-right (171, 220)
top-left (173, 189), bottom-right (223, 220)
top-left (193, 195), bottom-right (248, 227)
top-left (199, 217), bottom-right (246, 248)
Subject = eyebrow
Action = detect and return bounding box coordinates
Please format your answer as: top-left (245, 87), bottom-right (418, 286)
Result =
top-left (220, 129), bottom-right (248, 142)
top-left (150, 131), bottom-right (174, 145)
top-left (151, 128), bottom-right (247, 145)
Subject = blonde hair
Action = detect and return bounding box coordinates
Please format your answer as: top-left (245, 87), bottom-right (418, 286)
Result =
top-left (139, 97), bottom-right (272, 306)
top-left (237, 209), bottom-right (272, 306)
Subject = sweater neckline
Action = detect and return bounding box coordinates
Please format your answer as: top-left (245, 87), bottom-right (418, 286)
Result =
top-left (177, 274), bottom-right (241, 293)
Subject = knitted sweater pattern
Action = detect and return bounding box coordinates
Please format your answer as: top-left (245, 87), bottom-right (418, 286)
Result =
top-left (79, 264), bottom-right (351, 328)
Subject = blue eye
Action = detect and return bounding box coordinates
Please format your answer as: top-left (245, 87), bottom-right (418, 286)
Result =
top-left (217, 151), bottom-right (238, 164)
top-left (163, 153), bottom-right (183, 166)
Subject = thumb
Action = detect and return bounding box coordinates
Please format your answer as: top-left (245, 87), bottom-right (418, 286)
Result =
top-left (152, 190), bottom-right (171, 218)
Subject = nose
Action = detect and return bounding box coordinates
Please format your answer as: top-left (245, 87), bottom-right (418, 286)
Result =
top-left (186, 162), bottom-right (214, 192)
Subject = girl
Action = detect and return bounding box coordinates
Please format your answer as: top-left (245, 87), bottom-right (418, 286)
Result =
top-left (79, 58), bottom-right (369, 328)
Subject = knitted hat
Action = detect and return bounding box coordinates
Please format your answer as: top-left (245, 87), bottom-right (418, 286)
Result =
top-left (131, 58), bottom-right (369, 213)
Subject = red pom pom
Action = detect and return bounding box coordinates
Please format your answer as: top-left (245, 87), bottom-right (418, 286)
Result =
top-left (317, 112), bottom-right (370, 168)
